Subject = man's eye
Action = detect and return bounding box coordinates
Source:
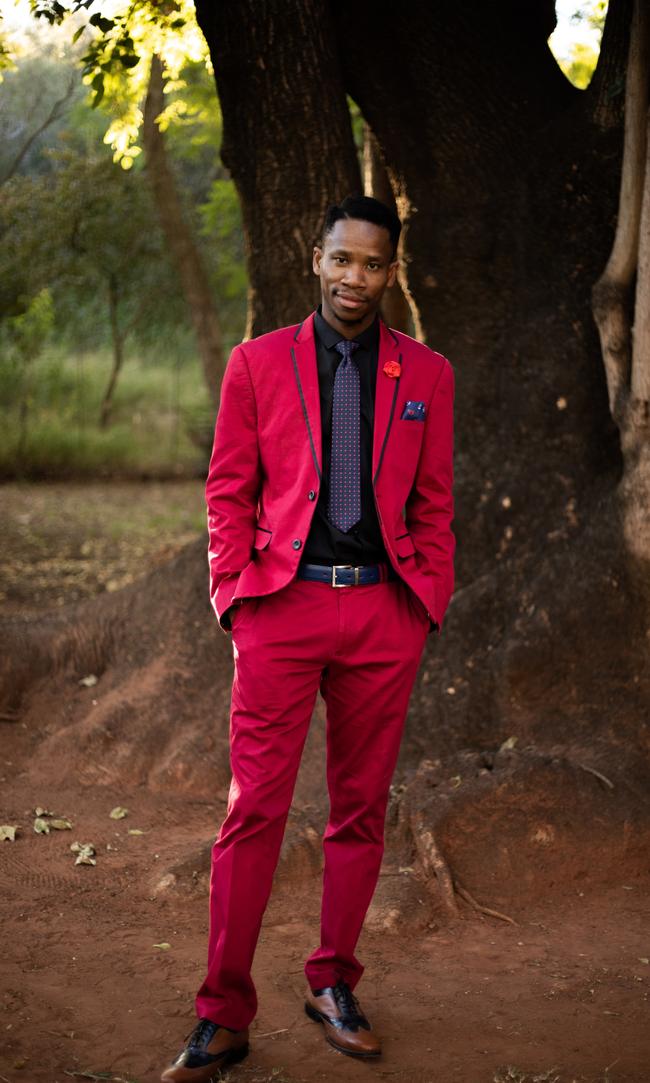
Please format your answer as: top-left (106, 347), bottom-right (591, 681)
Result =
top-left (367, 263), bottom-right (380, 271)
top-left (334, 257), bottom-right (347, 264)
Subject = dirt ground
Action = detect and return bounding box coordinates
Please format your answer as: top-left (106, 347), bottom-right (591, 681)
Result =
top-left (1, 483), bottom-right (649, 1083)
top-left (0, 481), bottom-right (205, 614)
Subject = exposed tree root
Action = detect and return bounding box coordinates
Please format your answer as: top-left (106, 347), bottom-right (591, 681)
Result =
top-left (454, 881), bottom-right (516, 926)
top-left (395, 742), bottom-right (650, 933)
top-left (411, 811), bottom-right (515, 923)
top-left (575, 762), bottom-right (615, 789)
top-left (411, 814), bottom-right (459, 915)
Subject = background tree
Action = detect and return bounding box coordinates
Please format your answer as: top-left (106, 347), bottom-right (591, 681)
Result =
top-left (143, 53), bottom-right (223, 411)
top-left (0, 143), bottom-right (181, 427)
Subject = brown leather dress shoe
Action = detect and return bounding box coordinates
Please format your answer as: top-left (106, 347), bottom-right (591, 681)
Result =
top-left (304, 979), bottom-right (381, 1058)
top-left (160, 1018), bottom-right (249, 1082)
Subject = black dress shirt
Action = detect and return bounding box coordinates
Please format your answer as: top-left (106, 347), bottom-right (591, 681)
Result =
top-left (302, 307), bottom-right (389, 566)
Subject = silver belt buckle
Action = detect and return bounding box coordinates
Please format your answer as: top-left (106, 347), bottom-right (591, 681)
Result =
top-left (331, 564), bottom-right (353, 587)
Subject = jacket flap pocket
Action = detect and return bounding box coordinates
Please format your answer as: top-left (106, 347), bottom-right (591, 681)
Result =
top-left (253, 526), bottom-right (272, 550)
top-left (395, 531), bottom-right (416, 559)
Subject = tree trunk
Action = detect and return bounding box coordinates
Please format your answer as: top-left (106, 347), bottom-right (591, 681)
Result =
top-left (142, 54), bottom-right (223, 411)
top-left (592, 0), bottom-right (650, 598)
top-left (193, 0), bottom-right (361, 337)
top-left (100, 274), bottom-right (125, 429)
top-left (332, 0), bottom-right (628, 584)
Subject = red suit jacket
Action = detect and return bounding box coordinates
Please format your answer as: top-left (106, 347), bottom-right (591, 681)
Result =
top-left (205, 311), bottom-right (455, 635)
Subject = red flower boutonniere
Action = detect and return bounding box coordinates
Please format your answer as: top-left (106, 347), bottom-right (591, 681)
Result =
top-left (383, 360), bottom-right (401, 379)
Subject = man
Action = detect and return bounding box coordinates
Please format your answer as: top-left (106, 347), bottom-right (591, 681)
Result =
top-left (161, 195), bottom-right (455, 1081)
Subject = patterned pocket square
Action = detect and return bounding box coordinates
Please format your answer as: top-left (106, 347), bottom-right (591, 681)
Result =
top-left (400, 400), bottom-right (426, 421)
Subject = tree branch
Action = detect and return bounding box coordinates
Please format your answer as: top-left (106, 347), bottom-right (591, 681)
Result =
top-left (1, 73), bottom-right (76, 184)
top-left (632, 108), bottom-right (650, 402)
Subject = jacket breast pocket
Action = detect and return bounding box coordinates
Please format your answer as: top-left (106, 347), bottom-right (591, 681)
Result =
top-left (254, 526), bottom-right (272, 550)
top-left (396, 416), bottom-right (426, 451)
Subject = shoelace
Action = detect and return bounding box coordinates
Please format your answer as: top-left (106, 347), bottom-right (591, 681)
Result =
top-left (184, 1018), bottom-right (218, 1048)
top-left (332, 980), bottom-right (366, 1026)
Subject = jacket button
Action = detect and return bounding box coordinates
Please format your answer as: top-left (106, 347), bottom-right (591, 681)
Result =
top-left (292, 539), bottom-right (302, 550)
top-left (308, 490), bottom-right (316, 501)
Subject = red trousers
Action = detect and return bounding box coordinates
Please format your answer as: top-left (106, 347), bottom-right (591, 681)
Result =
top-left (194, 575), bottom-right (429, 1030)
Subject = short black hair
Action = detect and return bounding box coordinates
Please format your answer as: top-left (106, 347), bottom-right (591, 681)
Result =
top-left (321, 195), bottom-right (401, 258)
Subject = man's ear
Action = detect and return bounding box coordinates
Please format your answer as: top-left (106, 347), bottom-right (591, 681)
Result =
top-left (387, 258), bottom-right (399, 288)
top-left (312, 246), bottom-right (322, 276)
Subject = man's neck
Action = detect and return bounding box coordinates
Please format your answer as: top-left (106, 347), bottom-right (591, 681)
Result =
top-left (317, 304), bottom-right (379, 340)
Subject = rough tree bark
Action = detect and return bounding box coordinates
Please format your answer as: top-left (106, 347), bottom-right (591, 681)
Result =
top-left (193, 0), bottom-right (362, 337)
top-left (592, 0), bottom-right (650, 596)
top-left (142, 54), bottom-right (223, 410)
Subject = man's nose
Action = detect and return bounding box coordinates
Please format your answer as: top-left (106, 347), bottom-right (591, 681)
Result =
top-left (341, 263), bottom-right (365, 287)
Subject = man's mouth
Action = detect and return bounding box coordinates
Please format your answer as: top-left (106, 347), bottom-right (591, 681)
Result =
top-left (334, 291), bottom-right (366, 309)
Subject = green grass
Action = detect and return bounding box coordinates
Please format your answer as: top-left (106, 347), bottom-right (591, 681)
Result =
top-left (0, 345), bottom-right (214, 480)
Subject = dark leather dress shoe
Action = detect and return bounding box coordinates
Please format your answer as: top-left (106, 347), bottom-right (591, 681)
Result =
top-left (160, 1018), bottom-right (249, 1082)
top-left (304, 979), bottom-right (381, 1057)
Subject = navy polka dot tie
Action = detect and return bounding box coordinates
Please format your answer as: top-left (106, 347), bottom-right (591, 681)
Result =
top-left (328, 338), bottom-right (361, 533)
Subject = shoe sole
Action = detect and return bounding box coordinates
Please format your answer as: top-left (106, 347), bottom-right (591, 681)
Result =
top-left (304, 1002), bottom-right (381, 1058)
top-left (161, 1042), bottom-right (249, 1082)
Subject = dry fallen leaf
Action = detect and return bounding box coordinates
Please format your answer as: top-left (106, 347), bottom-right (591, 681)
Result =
top-left (109, 806), bottom-right (129, 820)
top-left (70, 841), bottom-right (96, 866)
top-left (153, 942), bottom-right (171, 950)
top-left (34, 817), bottom-right (51, 834)
top-left (0, 824), bottom-right (19, 842)
top-left (49, 818), bottom-right (72, 831)
top-left (500, 735), bottom-right (518, 751)
top-left (127, 828), bottom-right (145, 836)
top-left (34, 806), bottom-right (54, 817)
top-left (78, 674), bottom-right (98, 687)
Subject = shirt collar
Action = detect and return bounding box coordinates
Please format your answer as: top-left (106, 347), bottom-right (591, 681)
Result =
top-left (314, 305), bottom-right (380, 354)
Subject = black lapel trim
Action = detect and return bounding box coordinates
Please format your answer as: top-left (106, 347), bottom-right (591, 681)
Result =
top-left (291, 346), bottom-right (322, 481)
top-left (372, 354), bottom-right (402, 487)
top-left (293, 320), bottom-right (304, 342)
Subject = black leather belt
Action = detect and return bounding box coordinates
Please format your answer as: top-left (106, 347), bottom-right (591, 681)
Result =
top-left (297, 561), bottom-right (397, 587)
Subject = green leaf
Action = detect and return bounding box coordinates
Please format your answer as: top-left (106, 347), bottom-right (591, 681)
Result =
top-left (89, 14), bottom-right (115, 34)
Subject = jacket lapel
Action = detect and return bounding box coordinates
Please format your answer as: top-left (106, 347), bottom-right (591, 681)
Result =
top-left (290, 311), bottom-right (322, 480)
top-left (373, 320), bottom-right (402, 485)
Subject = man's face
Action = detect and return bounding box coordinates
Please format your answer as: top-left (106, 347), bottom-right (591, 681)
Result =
top-left (313, 217), bottom-right (398, 337)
